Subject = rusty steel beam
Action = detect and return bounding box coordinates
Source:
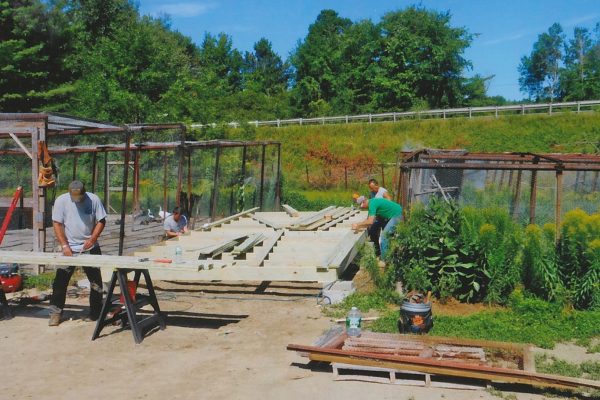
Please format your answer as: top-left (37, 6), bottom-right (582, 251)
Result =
top-left (401, 162), bottom-right (600, 171)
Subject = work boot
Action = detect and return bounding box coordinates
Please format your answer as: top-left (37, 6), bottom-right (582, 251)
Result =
top-left (48, 313), bottom-right (62, 327)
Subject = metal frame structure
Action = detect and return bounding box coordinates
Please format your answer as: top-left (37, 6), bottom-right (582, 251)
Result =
top-left (395, 149), bottom-right (600, 237)
top-left (0, 113), bottom-right (281, 257)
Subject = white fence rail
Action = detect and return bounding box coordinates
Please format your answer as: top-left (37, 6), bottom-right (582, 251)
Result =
top-left (190, 100), bottom-right (600, 129)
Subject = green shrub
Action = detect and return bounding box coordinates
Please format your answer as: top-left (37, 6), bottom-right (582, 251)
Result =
top-left (558, 209), bottom-right (600, 310)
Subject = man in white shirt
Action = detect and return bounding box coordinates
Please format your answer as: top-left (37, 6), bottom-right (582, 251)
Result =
top-left (49, 180), bottom-right (106, 326)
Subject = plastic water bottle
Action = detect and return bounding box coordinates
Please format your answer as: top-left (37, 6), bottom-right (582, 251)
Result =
top-left (174, 246), bottom-right (183, 263)
top-left (346, 306), bottom-right (362, 337)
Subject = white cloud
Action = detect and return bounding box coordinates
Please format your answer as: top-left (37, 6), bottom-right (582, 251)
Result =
top-left (563, 13), bottom-right (600, 27)
top-left (151, 2), bottom-right (216, 18)
top-left (483, 33), bottom-right (525, 46)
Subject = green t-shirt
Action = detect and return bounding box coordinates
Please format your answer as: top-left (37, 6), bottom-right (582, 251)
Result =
top-left (368, 198), bottom-right (402, 220)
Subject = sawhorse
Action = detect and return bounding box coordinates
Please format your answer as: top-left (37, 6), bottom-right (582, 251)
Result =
top-left (0, 287), bottom-right (13, 320)
top-left (92, 268), bottom-right (165, 344)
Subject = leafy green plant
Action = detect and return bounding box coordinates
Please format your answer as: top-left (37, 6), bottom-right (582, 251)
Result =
top-left (22, 272), bottom-right (56, 291)
top-left (366, 290), bottom-right (600, 348)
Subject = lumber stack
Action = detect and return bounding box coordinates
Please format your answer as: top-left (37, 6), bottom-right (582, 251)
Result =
top-left (342, 333), bottom-right (486, 363)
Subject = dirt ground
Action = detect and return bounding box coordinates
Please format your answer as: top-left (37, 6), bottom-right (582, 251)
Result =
top-left (0, 280), bottom-right (596, 400)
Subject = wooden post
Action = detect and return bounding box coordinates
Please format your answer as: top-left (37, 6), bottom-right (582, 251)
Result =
top-left (344, 166), bottom-right (348, 190)
top-left (555, 170), bottom-right (563, 243)
top-left (275, 143), bottom-right (281, 210)
top-left (593, 171), bottom-right (599, 192)
top-left (381, 164), bottom-right (385, 187)
top-left (305, 164), bottom-right (309, 184)
top-left (259, 144), bottom-right (266, 210)
top-left (400, 168), bottom-right (410, 218)
top-left (118, 130), bottom-right (132, 256)
top-left (210, 146), bottom-right (221, 221)
top-left (91, 152), bottom-right (98, 193)
top-left (31, 121), bottom-right (47, 257)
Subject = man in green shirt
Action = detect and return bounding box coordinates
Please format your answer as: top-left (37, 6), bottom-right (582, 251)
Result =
top-left (352, 196), bottom-right (403, 259)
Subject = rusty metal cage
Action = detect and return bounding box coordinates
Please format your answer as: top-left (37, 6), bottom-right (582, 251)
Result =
top-left (395, 150), bottom-right (600, 231)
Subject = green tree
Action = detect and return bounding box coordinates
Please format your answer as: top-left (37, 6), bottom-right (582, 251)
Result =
top-left (70, 16), bottom-right (195, 122)
top-left (518, 23), bottom-right (565, 101)
top-left (0, 0), bottom-right (71, 111)
top-left (290, 9), bottom-right (352, 115)
top-left (376, 7), bottom-right (473, 110)
top-left (243, 38), bottom-right (290, 95)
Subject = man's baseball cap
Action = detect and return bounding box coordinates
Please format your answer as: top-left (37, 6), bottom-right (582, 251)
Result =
top-left (68, 180), bottom-right (86, 202)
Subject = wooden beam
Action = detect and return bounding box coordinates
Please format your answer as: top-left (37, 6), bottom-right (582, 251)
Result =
top-left (196, 207), bottom-right (259, 231)
top-left (247, 230), bottom-right (284, 266)
top-left (281, 204), bottom-right (299, 217)
top-left (286, 344), bottom-right (600, 390)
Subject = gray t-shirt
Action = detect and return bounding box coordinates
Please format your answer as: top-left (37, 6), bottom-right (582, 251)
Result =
top-left (163, 214), bottom-right (187, 233)
top-left (370, 187), bottom-right (389, 199)
top-left (52, 192), bottom-right (107, 252)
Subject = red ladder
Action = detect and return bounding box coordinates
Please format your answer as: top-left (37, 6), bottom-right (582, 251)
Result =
top-left (0, 186), bottom-right (23, 246)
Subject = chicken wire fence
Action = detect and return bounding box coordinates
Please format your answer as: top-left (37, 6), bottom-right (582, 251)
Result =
top-left (398, 151), bottom-right (600, 226)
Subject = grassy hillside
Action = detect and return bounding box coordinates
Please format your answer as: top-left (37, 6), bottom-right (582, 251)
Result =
top-left (218, 111), bottom-right (600, 193)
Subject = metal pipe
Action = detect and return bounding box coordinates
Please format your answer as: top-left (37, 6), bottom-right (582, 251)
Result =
top-left (210, 147), bottom-right (221, 221)
top-left (275, 144), bottom-right (282, 210)
top-left (91, 152), bottom-right (98, 193)
top-left (555, 170), bottom-right (563, 243)
top-left (118, 130), bottom-right (132, 256)
top-left (163, 150), bottom-right (168, 219)
top-left (259, 144), bottom-right (266, 210)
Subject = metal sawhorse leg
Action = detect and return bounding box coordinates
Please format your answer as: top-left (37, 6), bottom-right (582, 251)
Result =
top-left (92, 268), bottom-right (165, 344)
top-left (0, 287), bottom-right (13, 320)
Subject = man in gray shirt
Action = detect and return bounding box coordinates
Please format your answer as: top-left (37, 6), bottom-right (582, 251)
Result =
top-left (49, 180), bottom-right (106, 326)
top-left (163, 206), bottom-right (188, 238)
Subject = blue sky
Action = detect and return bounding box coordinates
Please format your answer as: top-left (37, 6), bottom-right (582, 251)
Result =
top-left (137, 0), bottom-right (600, 101)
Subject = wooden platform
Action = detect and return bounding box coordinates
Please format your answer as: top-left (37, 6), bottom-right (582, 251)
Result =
top-left (0, 207), bottom-right (367, 283)
top-left (132, 208), bottom-right (367, 282)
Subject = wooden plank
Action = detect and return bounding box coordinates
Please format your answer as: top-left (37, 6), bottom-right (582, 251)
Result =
top-left (195, 207), bottom-right (259, 231)
top-left (231, 233), bottom-right (267, 255)
top-left (251, 214), bottom-right (281, 229)
top-left (323, 231), bottom-right (366, 268)
top-left (286, 344), bottom-right (600, 390)
top-left (247, 230), bottom-right (284, 266)
top-left (102, 264), bottom-right (338, 282)
top-left (0, 250), bottom-right (203, 272)
top-left (318, 209), bottom-right (359, 230)
top-left (281, 204), bottom-right (299, 217)
top-left (290, 206), bottom-right (337, 228)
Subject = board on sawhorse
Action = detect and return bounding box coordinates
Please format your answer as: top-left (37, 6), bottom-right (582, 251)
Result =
top-left (92, 268), bottom-right (165, 344)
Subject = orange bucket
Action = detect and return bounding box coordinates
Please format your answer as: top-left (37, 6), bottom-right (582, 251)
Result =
top-left (119, 280), bottom-right (137, 304)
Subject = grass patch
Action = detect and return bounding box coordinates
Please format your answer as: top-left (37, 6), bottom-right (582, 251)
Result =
top-left (536, 354), bottom-right (600, 381)
top-left (322, 289), bottom-right (401, 319)
top-left (22, 272), bottom-right (55, 291)
top-left (348, 291), bottom-right (600, 349)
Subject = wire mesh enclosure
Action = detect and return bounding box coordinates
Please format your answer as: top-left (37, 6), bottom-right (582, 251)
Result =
top-left (396, 150), bottom-right (600, 228)
top-left (0, 113), bottom-right (281, 254)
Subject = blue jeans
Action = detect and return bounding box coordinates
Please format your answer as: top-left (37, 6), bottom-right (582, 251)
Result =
top-left (380, 216), bottom-right (401, 260)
